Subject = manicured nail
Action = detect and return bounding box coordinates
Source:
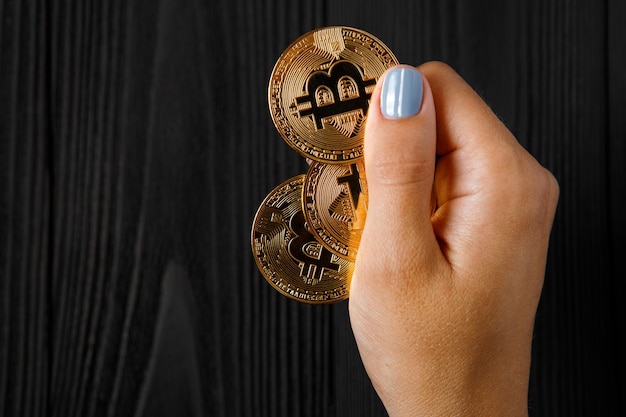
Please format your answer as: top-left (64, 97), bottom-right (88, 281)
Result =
top-left (380, 67), bottom-right (423, 119)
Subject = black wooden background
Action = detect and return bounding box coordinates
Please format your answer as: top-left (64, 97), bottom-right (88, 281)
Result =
top-left (1, 0), bottom-right (625, 416)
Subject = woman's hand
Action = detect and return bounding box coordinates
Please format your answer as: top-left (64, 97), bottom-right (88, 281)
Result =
top-left (349, 62), bottom-right (559, 417)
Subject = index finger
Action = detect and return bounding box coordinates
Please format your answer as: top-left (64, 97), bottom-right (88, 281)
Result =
top-left (418, 62), bottom-right (520, 157)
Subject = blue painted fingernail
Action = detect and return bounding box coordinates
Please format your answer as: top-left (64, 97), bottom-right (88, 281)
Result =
top-left (380, 67), bottom-right (423, 119)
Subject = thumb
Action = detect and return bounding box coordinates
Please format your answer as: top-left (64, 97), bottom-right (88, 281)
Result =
top-left (358, 65), bottom-right (440, 274)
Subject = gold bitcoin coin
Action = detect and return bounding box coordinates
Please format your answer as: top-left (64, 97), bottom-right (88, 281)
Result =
top-left (268, 26), bottom-right (398, 163)
top-left (304, 160), bottom-right (367, 261)
top-left (251, 175), bottom-right (353, 304)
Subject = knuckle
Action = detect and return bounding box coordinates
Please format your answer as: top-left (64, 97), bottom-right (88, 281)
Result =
top-left (418, 61), bottom-right (456, 77)
top-left (537, 167), bottom-right (560, 214)
top-left (511, 164), bottom-right (560, 224)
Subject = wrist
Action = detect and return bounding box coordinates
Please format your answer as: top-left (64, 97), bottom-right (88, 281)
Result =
top-left (371, 331), bottom-right (533, 417)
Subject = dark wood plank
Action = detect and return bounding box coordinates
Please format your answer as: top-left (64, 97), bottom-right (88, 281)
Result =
top-left (1, 1), bottom-right (51, 416)
top-left (608, 0), bottom-right (626, 413)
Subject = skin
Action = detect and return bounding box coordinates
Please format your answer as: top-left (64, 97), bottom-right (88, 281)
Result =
top-left (349, 62), bottom-right (559, 417)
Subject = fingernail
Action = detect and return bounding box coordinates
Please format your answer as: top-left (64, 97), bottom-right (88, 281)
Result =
top-left (380, 67), bottom-right (423, 119)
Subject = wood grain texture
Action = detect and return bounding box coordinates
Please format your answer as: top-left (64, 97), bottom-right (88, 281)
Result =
top-left (1, 0), bottom-right (624, 416)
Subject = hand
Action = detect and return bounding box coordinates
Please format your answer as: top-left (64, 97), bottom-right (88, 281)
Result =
top-left (349, 62), bottom-right (559, 417)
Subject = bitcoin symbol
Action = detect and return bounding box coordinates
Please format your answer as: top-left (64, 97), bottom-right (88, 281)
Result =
top-left (337, 163), bottom-right (362, 209)
top-left (295, 61), bottom-right (375, 135)
top-left (287, 210), bottom-right (340, 282)
top-left (328, 163), bottom-right (363, 224)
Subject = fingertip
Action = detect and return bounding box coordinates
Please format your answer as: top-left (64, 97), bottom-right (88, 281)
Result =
top-left (380, 66), bottom-right (424, 119)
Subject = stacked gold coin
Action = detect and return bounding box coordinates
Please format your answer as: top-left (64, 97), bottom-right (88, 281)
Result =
top-left (252, 26), bottom-right (398, 304)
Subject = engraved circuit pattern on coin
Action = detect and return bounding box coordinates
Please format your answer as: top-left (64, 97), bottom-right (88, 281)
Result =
top-left (251, 175), bottom-right (353, 304)
top-left (304, 160), bottom-right (367, 261)
top-left (269, 26), bottom-right (398, 163)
